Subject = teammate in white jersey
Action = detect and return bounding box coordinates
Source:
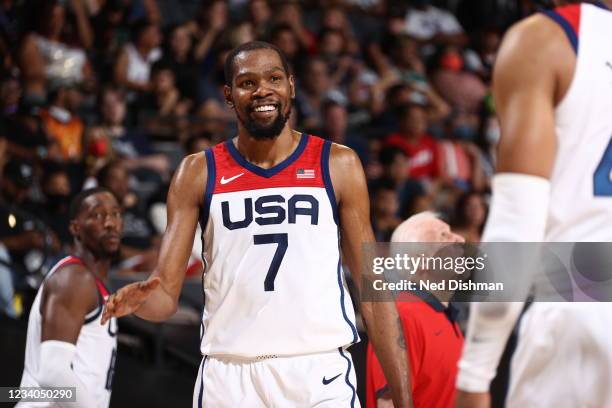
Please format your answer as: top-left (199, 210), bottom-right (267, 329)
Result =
top-left (101, 41), bottom-right (412, 407)
top-left (455, 1), bottom-right (612, 407)
top-left (17, 188), bottom-right (124, 408)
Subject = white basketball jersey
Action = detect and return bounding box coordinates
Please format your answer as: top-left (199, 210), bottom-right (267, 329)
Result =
top-left (543, 2), bottom-right (612, 241)
top-left (18, 256), bottom-right (117, 408)
top-left (198, 134), bottom-right (359, 358)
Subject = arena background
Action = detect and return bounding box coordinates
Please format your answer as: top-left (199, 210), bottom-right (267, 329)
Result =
top-left (0, 0), bottom-right (568, 406)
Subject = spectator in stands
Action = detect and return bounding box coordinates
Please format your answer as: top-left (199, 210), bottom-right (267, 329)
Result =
top-left (451, 191), bottom-right (487, 243)
top-left (136, 61), bottom-right (192, 139)
top-left (367, 212), bottom-right (465, 408)
top-left (463, 29), bottom-right (501, 82)
top-left (295, 57), bottom-right (342, 133)
top-left (162, 24), bottom-right (199, 103)
top-left (321, 99), bottom-right (367, 161)
top-left (376, 145), bottom-right (436, 221)
top-left (97, 160), bottom-right (158, 273)
top-left (436, 112), bottom-right (485, 191)
top-left (318, 28), bottom-right (352, 87)
top-left (370, 178), bottom-right (402, 242)
top-left (273, 1), bottom-right (315, 53)
top-left (39, 84), bottom-right (85, 162)
top-left (92, 86), bottom-right (170, 178)
top-left (0, 75), bottom-right (21, 115)
top-left (249, 0), bottom-right (272, 39)
top-left (19, 0), bottom-right (93, 101)
top-left (2, 99), bottom-right (55, 162)
top-left (269, 23), bottom-right (302, 71)
top-left (186, 0), bottom-right (228, 63)
top-left (431, 46), bottom-right (487, 114)
top-left (114, 18), bottom-right (161, 93)
top-left (384, 102), bottom-right (439, 181)
top-left (0, 159), bottom-right (59, 280)
top-left (36, 162), bottom-right (72, 246)
top-left (403, 0), bottom-right (468, 47)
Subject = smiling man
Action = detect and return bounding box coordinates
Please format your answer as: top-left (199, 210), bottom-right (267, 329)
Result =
top-left (17, 188), bottom-right (122, 408)
top-left (101, 41), bottom-right (412, 407)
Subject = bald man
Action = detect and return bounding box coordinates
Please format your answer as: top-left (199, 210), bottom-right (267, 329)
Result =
top-left (366, 213), bottom-right (465, 408)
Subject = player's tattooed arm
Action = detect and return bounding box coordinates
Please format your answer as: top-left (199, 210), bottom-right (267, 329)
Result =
top-left (329, 144), bottom-right (413, 408)
top-left (396, 317), bottom-right (406, 349)
top-left (103, 153), bottom-right (206, 323)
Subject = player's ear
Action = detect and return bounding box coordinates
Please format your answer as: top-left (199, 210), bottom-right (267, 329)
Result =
top-left (68, 219), bottom-right (80, 239)
top-left (289, 75), bottom-right (295, 99)
top-left (224, 85), bottom-right (234, 108)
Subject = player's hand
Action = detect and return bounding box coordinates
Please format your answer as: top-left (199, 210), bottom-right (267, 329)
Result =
top-left (455, 390), bottom-right (490, 408)
top-left (101, 278), bottom-right (161, 324)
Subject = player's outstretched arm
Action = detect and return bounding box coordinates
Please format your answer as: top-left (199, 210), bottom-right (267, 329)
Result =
top-left (330, 144), bottom-right (413, 408)
top-left (456, 13), bottom-right (572, 408)
top-left (102, 153), bottom-right (206, 323)
top-left (39, 265), bottom-right (100, 407)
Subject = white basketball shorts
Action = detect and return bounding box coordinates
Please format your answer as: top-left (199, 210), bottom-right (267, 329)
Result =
top-left (192, 348), bottom-right (360, 407)
top-left (507, 302), bottom-right (612, 408)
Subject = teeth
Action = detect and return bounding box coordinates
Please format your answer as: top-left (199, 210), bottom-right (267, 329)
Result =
top-left (254, 105), bottom-right (276, 112)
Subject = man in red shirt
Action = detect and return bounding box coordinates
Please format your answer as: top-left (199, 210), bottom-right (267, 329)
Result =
top-left (384, 103), bottom-right (439, 180)
top-left (366, 212), bottom-right (465, 408)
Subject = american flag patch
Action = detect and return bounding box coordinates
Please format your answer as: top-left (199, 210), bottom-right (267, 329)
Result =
top-left (296, 168), bottom-right (315, 179)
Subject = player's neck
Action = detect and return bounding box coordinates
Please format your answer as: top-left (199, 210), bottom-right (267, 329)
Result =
top-left (73, 246), bottom-right (111, 281)
top-left (235, 127), bottom-right (301, 168)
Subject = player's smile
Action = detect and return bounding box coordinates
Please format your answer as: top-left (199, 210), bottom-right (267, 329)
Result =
top-left (249, 102), bottom-right (280, 120)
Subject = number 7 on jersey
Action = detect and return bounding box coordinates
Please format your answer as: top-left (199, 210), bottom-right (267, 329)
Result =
top-left (254, 233), bottom-right (288, 291)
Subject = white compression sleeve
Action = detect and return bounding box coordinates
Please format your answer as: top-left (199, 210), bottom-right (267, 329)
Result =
top-left (456, 173), bottom-right (551, 392)
top-left (481, 173), bottom-right (550, 242)
top-left (38, 340), bottom-right (98, 408)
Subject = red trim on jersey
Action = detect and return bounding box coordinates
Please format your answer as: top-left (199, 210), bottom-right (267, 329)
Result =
top-left (556, 4), bottom-right (581, 34)
top-left (50, 256), bottom-right (110, 301)
top-left (95, 279), bottom-right (110, 300)
top-left (54, 255), bottom-right (83, 269)
top-left (212, 135), bottom-right (326, 194)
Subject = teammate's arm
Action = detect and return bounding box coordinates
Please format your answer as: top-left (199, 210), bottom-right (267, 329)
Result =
top-left (39, 265), bottom-right (100, 407)
top-left (330, 144), bottom-right (413, 408)
top-left (456, 13), bottom-right (574, 407)
top-left (102, 153), bottom-right (206, 323)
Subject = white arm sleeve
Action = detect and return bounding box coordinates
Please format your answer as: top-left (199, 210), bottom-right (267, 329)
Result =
top-left (456, 173), bottom-right (551, 392)
top-left (38, 340), bottom-right (98, 408)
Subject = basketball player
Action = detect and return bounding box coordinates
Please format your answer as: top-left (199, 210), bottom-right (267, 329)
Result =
top-left (101, 41), bottom-right (411, 407)
top-left (455, 1), bottom-right (612, 407)
top-left (17, 188), bottom-right (124, 408)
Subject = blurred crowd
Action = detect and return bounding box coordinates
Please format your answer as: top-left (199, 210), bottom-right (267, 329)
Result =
top-left (0, 0), bottom-right (561, 317)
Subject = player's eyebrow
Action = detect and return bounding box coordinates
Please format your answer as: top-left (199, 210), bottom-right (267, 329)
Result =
top-left (235, 66), bottom-right (286, 80)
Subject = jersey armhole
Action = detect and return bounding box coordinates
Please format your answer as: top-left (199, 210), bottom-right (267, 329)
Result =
top-left (320, 139), bottom-right (339, 226)
top-left (199, 148), bottom-right (216, 230)
top-left (541, 5), bottom-right (581, 54)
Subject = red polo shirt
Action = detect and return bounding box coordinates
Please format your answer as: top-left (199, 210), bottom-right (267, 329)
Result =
top-left (384, 133), bottom-right (439, 179)
top-left (366, 291), bottom-right (464, 408)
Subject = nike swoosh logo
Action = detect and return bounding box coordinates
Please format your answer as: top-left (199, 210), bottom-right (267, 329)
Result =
top-left (322, 373), bottom-right (342, 385)
top-left (220, 173), bottom-right (244, 185)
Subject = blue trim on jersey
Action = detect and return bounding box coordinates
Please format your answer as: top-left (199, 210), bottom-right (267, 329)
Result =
top-left (225, 133), bottom-right (309, 178)
top-left (336, 234), bottom-right (359, 344)
top-left (338, 347), bottom-right (356, 407)
top-left (198, 149), bottom-right (214, 349)
top-left (542, 10), bottom-right (578, 53)
top-left (198, 356), bottom-right (207, 408)
top-left (321, 139), bottom-right (339, 225)
top-left (200, 149), bottom-right (216, 228)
